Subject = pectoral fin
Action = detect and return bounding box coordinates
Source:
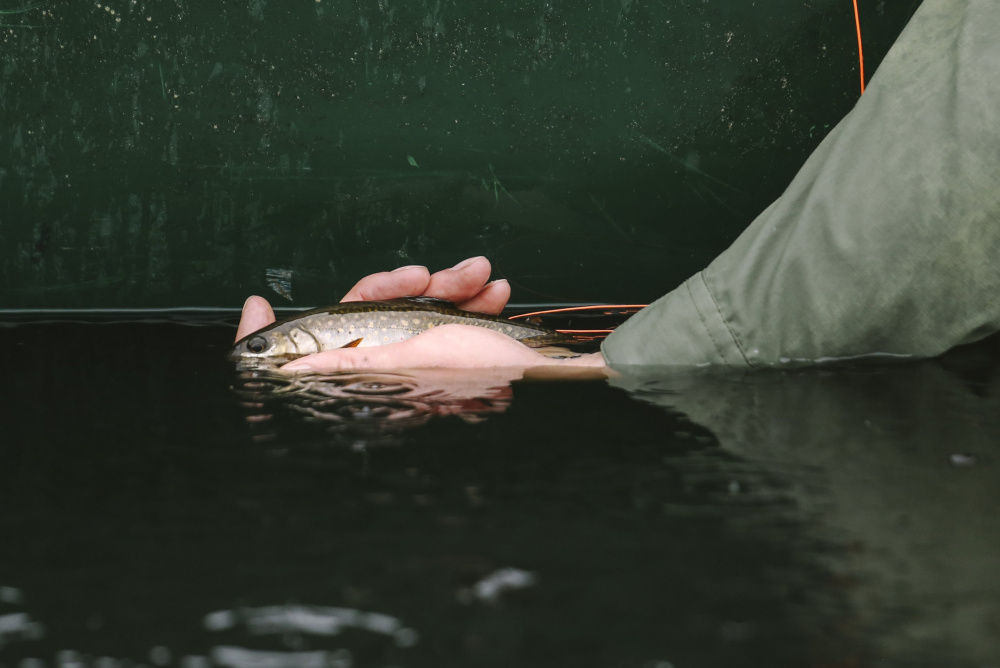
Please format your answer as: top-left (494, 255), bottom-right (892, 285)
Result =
top-left (342, 338), bottom-right (363, 348)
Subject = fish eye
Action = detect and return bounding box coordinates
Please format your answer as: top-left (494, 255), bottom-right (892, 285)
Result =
top-left (247, 336), bottom-right (268, 354)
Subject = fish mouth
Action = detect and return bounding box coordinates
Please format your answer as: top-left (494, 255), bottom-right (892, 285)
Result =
top-left (228, 347), bottom-right (305, 363)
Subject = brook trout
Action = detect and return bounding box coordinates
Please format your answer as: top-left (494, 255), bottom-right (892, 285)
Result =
top-left (230, 296), bottom-right (576, 362)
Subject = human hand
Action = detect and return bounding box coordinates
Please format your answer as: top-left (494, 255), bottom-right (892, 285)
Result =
top-left (234, 256), bottom-right (607, 373)
top-left (340, 255), bottom-right (511, 314)
top-left (234, 256), bottom-right (510, 342)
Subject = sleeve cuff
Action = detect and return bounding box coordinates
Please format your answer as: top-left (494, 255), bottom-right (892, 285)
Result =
top-left (600, 272), bottom-right (750, 368)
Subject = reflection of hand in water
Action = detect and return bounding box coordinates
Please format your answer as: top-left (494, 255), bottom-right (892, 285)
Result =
top-left (235, 257), bottom-right (607, 373)
top-left (234, 366), bottom-right (526, 446)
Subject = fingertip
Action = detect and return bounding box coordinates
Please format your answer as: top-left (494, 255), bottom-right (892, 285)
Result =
top-left (280, 347), bottom-right (378, 372)
top-left (450, 256), bottom-right (487, 271)
top-left (235, 295), bottom-right (276, 342)
top-left (487, 278), bottom-right (510, 300)
top-left (425, 256), bottom-right (493, 303)
top-left (280, 358), bottom-right (314, 372)
top-left (457, 279), bottom-right (510, 315)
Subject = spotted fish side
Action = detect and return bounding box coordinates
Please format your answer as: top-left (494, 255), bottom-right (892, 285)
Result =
top-left (230, 297), bottom-right (575, 361)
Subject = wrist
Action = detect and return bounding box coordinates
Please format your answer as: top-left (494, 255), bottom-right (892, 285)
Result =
top-left (561, 351), bottom-right (608, 367)
top-left (521, 352), bottom-right (611, 380)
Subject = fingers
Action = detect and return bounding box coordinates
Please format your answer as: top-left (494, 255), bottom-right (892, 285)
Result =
top-left (456, 279), bottom-right (509, 315)
top-left (236, 257), bottom-right (508, 346)
top-left (235, 296), bottom-right (276, 342)
top-left (423, 256), bottom-right (494, 303)
top-left (341, 265), bottom-right (432, 302)
top-left (281, 341), bottom-right (418, 373)
top-left (340, 257), bottom-right (510, 314)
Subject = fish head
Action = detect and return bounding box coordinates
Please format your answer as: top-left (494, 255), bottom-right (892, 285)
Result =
top-left (230, 326), bottom-right (299, 362)
top-left (230, 323), bottom-right (327, 362)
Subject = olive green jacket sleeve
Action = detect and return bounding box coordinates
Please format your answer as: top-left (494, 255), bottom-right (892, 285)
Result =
top-left (602, 0), bottom-right (1000, 368)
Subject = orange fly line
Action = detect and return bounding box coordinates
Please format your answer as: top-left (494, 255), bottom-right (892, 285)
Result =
top-left (509, 304), bottom-right (649, 320)
top-left (516, 5), bottom-right (863, 331)
top-left (510, 304), bottom-right (648, 335)
top-left (853, 0), bottom-right (865, 94)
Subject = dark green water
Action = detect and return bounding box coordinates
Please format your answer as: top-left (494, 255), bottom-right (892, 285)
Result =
top-left (2, 318), bottom-right (1000, 667)
top-left (0, 0), bottom-right (920, 308)
top-left (5, 1), bottom-right (995, 665)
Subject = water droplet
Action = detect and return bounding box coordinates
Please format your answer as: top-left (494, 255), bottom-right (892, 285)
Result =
top-left (150, 646), bottom-right (172, 666)
top-left (950, 453), bottom-right (977, 467)
top-left (0, 587), bottom-right (23, 604)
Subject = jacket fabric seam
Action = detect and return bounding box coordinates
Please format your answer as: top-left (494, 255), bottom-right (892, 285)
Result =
top-left (686, 278), bottom-right (729, 365)
top-left (698, 272), bottom-right (754, 367)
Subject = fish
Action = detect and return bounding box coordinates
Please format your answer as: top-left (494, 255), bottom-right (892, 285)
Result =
top-left (230, 296), bottom-right (578, 362)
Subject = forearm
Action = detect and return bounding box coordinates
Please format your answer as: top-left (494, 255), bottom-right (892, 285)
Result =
top-left (605, 0), bottom-right (1000, 367)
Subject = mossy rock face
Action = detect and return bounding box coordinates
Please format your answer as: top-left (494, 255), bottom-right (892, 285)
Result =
top-left (0, 0), bottom-right (917, 308)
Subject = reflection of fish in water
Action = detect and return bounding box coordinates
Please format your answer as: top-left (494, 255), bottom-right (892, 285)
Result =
top-left (231, 296), bottom-right (578, 362)
top-left (232, 368), bottom-right (517, 448)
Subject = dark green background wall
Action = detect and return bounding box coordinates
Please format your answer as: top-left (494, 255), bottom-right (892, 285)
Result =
top-left (0, 0), bottom-right (920, 308)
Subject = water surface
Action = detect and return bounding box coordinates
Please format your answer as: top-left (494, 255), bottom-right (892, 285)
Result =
top-left (2, 318), bottom-right (999, 668)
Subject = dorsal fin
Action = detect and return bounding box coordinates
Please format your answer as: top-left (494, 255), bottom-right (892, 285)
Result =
top-left (394, 296), bottom-right (457, 309)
